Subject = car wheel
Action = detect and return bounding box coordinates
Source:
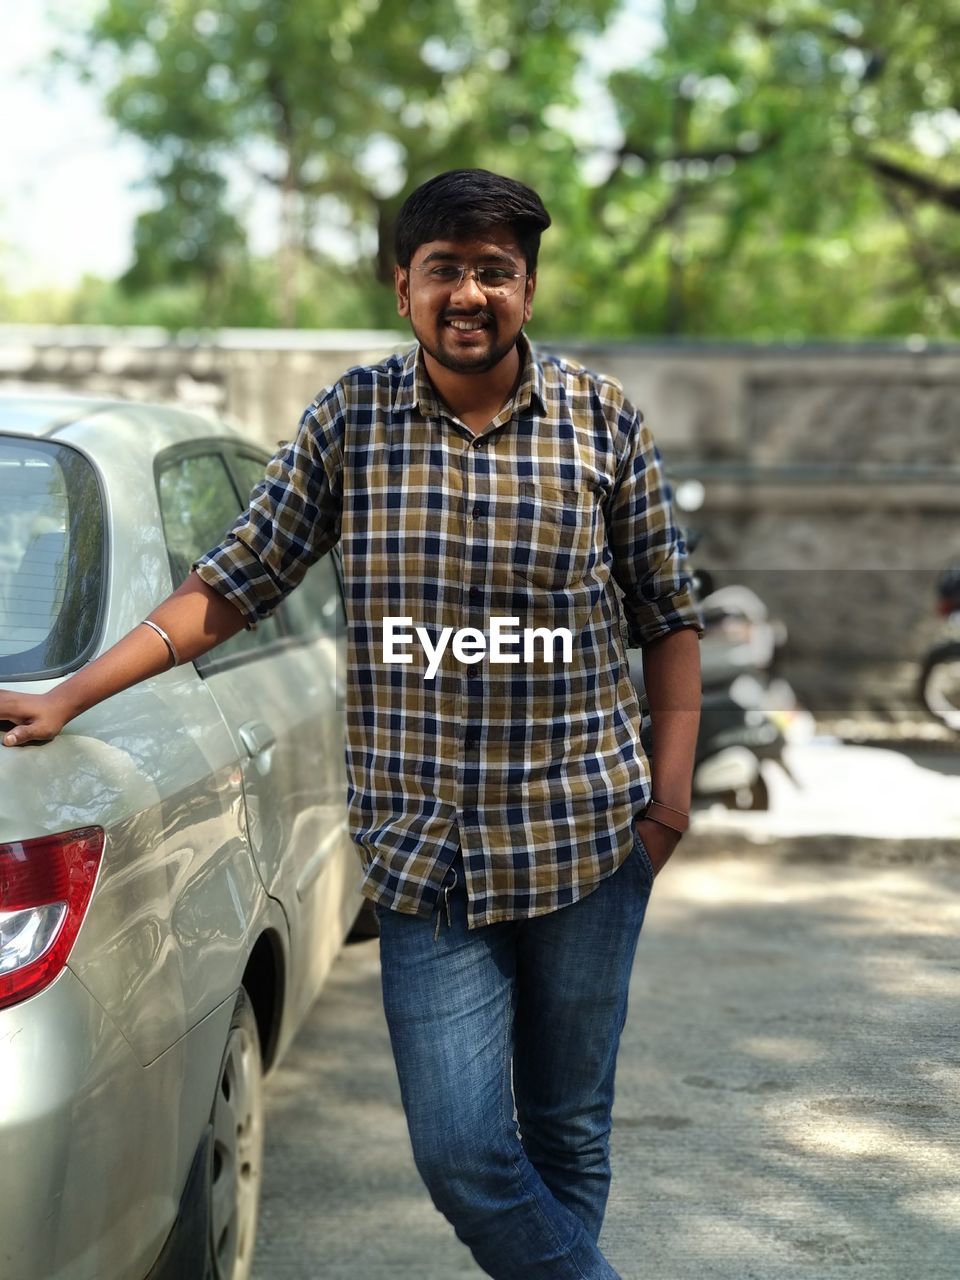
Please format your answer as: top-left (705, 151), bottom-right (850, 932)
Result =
top-left (209, 988), bottom-right (265, 1280)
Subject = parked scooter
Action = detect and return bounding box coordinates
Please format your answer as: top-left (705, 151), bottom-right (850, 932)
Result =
top-left (631, 589), bottom-right (798, 811)
top-left (918, 564), bottom-right (960, 731)
top-left (630, 482), bottom-right (803, 811)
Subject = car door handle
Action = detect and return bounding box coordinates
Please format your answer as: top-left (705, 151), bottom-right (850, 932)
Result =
top-left (239, 721), bottom-right (276, 758)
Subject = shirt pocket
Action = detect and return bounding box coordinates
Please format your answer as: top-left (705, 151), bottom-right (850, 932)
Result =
top-left (513, 480), bottom-right (600, 590)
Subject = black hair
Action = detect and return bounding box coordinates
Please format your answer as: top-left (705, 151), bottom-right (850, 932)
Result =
top-left (394, 169), bottom-right (552, 272)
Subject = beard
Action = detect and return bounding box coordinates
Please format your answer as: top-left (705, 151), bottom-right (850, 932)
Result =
top-left (411, 308), bottom-right (521, 374)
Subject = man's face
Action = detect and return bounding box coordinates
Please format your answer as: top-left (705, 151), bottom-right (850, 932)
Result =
top-left (395, 227), bottom-right (536, 376)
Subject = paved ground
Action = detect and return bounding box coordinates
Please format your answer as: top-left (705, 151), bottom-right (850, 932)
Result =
top-left (252, 741), bottom-right (960, 1279)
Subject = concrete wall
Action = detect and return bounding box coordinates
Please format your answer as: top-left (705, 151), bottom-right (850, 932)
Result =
top-left (2, 325), bottom-right (957, 714)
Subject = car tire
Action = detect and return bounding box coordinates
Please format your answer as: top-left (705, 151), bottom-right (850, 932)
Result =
top-left (208, 987), bottom-right (265, 1280)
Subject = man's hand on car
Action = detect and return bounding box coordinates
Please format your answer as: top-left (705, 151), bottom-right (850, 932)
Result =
top-left (0, 691), bottom-right (68, 747)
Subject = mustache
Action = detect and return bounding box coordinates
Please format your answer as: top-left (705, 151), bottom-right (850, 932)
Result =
top-left (443, 309), bottom-right (493, 322)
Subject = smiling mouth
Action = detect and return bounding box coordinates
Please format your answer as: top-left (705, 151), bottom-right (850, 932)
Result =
top-left (445, 314), bottom-right (490, 332)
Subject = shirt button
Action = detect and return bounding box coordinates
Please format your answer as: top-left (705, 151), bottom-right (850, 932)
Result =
top-left (469, 586), bottom-right (481, 598)
top-left (467, 667), bottom-right (481, 680)
top-left (472, 505), bottom-right (482, 520)
top-left (472, 438), bottom-right (483, 449)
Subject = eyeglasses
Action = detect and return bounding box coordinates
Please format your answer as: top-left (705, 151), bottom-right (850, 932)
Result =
top-left (410, 264), bottom-right (527, 297)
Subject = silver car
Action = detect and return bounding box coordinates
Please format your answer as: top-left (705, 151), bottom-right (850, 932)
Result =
top-left (0, 394), bottom-right (363, 1280)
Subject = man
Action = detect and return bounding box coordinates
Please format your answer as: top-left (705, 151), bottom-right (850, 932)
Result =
top-left (0, 169), bottom-right (701, 1279)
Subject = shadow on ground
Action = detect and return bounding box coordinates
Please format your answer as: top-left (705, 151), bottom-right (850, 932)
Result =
top-left (253, 842), bottom-right (960, 1280)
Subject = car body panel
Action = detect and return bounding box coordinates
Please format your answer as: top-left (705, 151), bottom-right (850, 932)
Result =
top-left (203, 634), bottom-right (356, 1034)
top-left (0, 394), bottom-right (363, 1279)
top-left (0, 669), bottom-right (264, 1065)
top-left (57, 405), bottom-right (251, 644)
top-left (0, 967), bottom-right (234, 1280)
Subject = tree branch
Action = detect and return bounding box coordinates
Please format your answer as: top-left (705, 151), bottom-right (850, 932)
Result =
top-left (863, 152), bottom-right (960, 212)
top-left (749, 13), bottom-right (885, 62)
top-left (742, 7), bottom-right (892, 89)
top-left (615, 130), bottom-right (783, 170)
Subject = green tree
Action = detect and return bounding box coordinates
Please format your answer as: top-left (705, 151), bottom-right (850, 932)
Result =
top-left (63, 0), bottom-right (960, 337)
top-left (72, 0), bottom-right (616, 328)
top-left (576, 0), bottom-right (960, 336)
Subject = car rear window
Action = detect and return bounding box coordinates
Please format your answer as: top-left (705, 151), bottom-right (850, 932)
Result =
top-left (0, 438), bottom-right (105, 679)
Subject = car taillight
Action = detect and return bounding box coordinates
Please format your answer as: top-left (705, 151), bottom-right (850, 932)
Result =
top-left (0, 827), bottom-right (104, 1011)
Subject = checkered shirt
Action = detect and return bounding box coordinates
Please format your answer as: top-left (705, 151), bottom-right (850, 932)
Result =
top-left (194, 336), bottom-right (702, 927)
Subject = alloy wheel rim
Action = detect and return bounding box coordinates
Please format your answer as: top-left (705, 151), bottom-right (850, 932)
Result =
top-left (211, 1020), bottom-right (264, 1279)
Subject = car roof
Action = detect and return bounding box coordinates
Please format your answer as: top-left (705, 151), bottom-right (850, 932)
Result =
top-left (0, 391), bottom-right (256, 458)
top-left (0, 393), bottom-right (122, 437)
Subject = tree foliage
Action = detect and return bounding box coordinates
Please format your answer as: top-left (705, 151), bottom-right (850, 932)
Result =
top-left (575, 0), bottom-right (960, 336)
top-left (64, 0), bottom-right (960, 336)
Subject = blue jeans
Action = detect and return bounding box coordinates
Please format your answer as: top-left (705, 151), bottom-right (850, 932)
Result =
top-left (375, 829), bottom-right (655, 1279)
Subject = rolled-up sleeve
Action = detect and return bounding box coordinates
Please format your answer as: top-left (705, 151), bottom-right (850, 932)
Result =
top-left (193, 390), bottom-right (344, 626)
top-left (606, 408), bottom-right (703, 646)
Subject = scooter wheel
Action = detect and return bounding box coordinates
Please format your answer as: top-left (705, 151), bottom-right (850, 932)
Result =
top-left (919, 647), bottom-right (960, 731)
top-left (718, 775), bottom-right (770, 812)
